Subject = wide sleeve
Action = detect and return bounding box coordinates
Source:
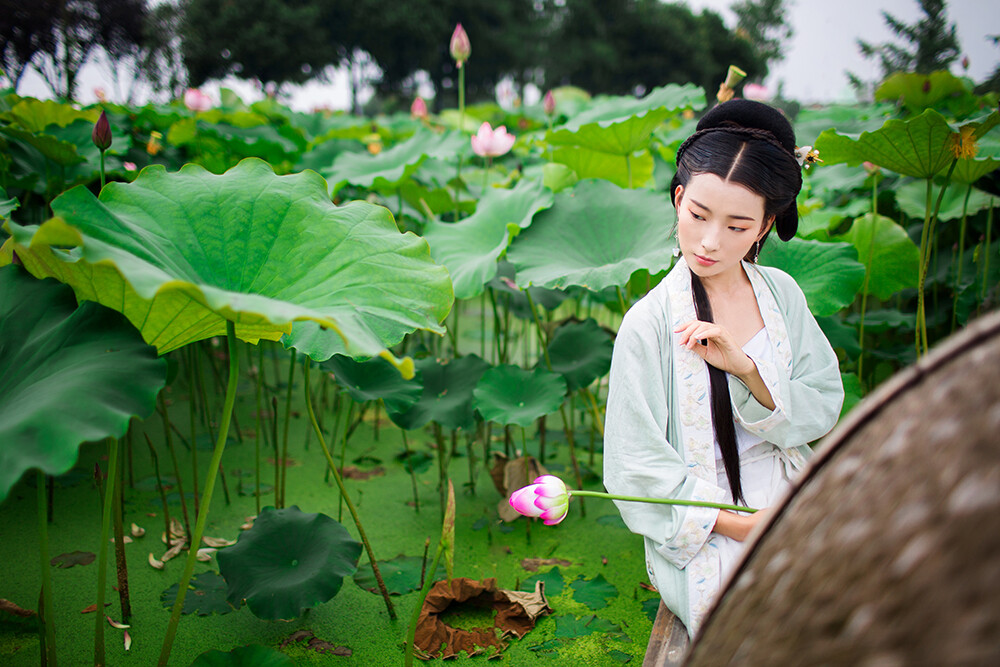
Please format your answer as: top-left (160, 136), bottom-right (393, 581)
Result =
top-left (727, 271), bottom-right (844, 448)
top-left (603, 302), bottom-right (728, 570)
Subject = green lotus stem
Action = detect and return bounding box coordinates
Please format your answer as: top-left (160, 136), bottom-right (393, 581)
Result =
top-left (465, 430), bottom-right (476, 496)
top-left (568, 489), bottom-right (756, 513)
top-left (525, 289), bottom-right (585, 514)
top-left (522, 426), bottom-right (531, 545)
top-left (580, 387), bottom-right (604, 437)
top-left (400, 426), bottom-right (420, 512)
top-left (616, 285), bottom-right (628, 316)
top-left (253, 344), bottom-right (264, 515)
top-left (916, 159), bottom-right (957, 357)
top-left (858, 177), bottom-right (879, 381)
top-left (158, 320), bottom-right (241, 666)
top-left (338, 397), bottom-right (355, 522)
top-left (483, 157), bottom-right (491, 192)
top-left (162, 398), bottom-right (192, 539)
top-left (143, 434), bottom-right (173, 548)
top-left (405, 540), bottom-right (444, 667)
top-left (454, 65), bottom-right (466, 223)
top-left (981, 202), bottom-right (994, 305)
top-left (111, 445), bottom-right (131, 623)
top-left (951, 184), bottom-right (973, 333)
top-left (280, 350), bottom-right (297, 508)
top-left (271, 396), bottom-right (280, 503)
top-left (93, 442), bottom-right (116, 666)
top-left (302, 362), bottom-right (396, 620)
top-left (480, 292), bottom-right (486, 358)
top-left (190, 348), bottom-right (205, 511)
top-left (98, 150), bottom-right (105, 191)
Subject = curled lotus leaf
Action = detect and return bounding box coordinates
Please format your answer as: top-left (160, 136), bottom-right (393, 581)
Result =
top-left (388, 355), bottom-right (491, 431)
top-left (217, 505), bottom-right (362, 621)
top-left (473, 365), bottom-right (567, 428)
top-left (1, 158), bottom-right (452, 369)
top-left (0, 265), bottom-right (165, 503)
top-left (322, 354), bottom-right (422, 413)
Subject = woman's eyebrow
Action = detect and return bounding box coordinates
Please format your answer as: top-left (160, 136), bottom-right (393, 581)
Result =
top-left (689, 197), bottom-right (757, 221)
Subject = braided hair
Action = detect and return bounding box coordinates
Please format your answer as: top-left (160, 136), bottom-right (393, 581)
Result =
top-left (669, 100), bottom-right (803, 504)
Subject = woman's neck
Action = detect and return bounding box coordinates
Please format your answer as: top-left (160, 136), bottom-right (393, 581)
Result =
top-left (697, 262), bottom-right (751, 300)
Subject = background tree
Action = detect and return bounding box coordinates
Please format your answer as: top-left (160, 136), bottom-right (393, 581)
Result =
top-left (0, 1), bottom-right (58, 90)
top-left (849, 0), bottom-right (961, 94)
top-left (732, 0), bottom-right (793, 69)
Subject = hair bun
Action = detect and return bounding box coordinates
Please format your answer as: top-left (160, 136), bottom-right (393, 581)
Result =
top-left (697, 100), bottom-right (796, 156)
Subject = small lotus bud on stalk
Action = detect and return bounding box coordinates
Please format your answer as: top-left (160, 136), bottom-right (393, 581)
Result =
top-left (92, 111), bottom-right (112, 151)
top-left (410, 96), bottom-right (428, 120)
top-left (962, 55), bottom-right (970, 71)
top-left (717, 65), bottom-right (746, 103)
top-left (543, 90), bottom-right (556, 116)
top-left (450, 23), bottom-right (471, 68)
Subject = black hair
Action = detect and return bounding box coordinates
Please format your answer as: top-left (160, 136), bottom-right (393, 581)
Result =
top-left (669, 101), bottom-right (803, 504)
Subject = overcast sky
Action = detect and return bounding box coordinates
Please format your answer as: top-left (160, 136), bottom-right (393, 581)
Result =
top-left (14, 0), bottom-right (1000, 110)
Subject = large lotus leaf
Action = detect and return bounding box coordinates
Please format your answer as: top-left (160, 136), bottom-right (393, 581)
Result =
top-left (544, 318), bottom-right (614, 392)
top-left (424, 178), bottom-right (554, 299)
top-left (2, 159), bottom-right (452, 365)
top-left (815, 108), bottom-right (999, 179)
top-left (797, 198), bottom-right (869, 240)
top-left (547, 84), bottom-right (704, 155)
top-left (758, 237), bottom-right (865, 317)
top-left (0, 125), bottom-right (86, 167)
top-left (837, 213), bottom-right (919, 300)
top-left (805, 163), bottom-right (871, 200)
top-left (874, 71), bottom-right (969, 112)
top-left (0, 266), bottom-right (165, 502)
top-left (473, 365), bottom-right (567, 428)
top-left (551, 146), bottom-right (654, 189)
top-left (507, 179), bottom-right (674, 291)
top-left (793, 103), bottom-right (893, 144)
top-left (322, 354), bottom-right (422, 412)
top-left (388, 355), bottom-right (491, 431)
top-left (894, 179), bottom-right (996, 222)
top-left (569, 574), bottom-right (618, 610)
top-left (323, 128), bottom-right (466, 195)
top-left (190, 645), bottom-right (294, 667)
top-left (160, 571), bottom-right (237, 616)
top-left (5, 98), bottom-right (99, 132)
top-left (217, 505), bottom-right (362, 620)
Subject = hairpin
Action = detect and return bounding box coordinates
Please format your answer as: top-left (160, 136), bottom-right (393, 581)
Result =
top-left (794, 145), bottom-right (822, 169)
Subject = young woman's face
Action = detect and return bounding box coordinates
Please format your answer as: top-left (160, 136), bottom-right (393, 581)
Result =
top-left (674, 173), bottom-right (772, 280)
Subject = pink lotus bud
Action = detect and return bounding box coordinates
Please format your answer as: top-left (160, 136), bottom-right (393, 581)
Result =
top-left (509, 475), bottom-right (569, 525)
top-left (183, 88), bottom-right (213, 112)
top-left (743, 83), bottom-right (769, 101)
top-left (94, 87), bottom-right (107, 102)
top-left (543, 90), bottom-right (556, 116)
top-left (410, 96), bottom-right (428, 119)
top-left (962, 55), bottom-right (970, 70)
top-left (450, 23), bottom-right (471, 68)
top-left (92, 111), bottom-right (112, 151)
top-left (470, 122), bottom-right (515, 158)
top-left (123, 161), bottom-right (137, 171)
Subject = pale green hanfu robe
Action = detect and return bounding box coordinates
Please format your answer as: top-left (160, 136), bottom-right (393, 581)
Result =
top-left (603, 257), bottom-right (843, 636)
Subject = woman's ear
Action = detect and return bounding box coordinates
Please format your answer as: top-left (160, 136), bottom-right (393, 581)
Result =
top-left (758, 215), bottom-right (775, 241)
top-left (673, 184), bottom-right (684, 206)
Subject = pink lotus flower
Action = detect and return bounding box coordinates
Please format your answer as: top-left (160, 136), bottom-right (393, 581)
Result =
top-left (410, 96), bottom-right (428, 119)
top-left (123, 161), bottom-right (137, 171)
top-left (543, 90), bottom-right (556, 116)
top-left (743, 83), bottom-right (770, 101)
top-left (184, 88), bottom-right (212, 112)
top-left (509, 475), bottom-right (569, 525)
top-left (471, 122), bottom-right (515, 158)
top-left (450, 23), bottom-right (471, 68)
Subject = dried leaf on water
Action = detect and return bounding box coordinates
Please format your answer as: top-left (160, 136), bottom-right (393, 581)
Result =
top-left (202, 535), bottom-right (236, 548)
top-left (106, 616), bottom-right (130, 629)
top-left (197, 548), bottom-right (216, 562)
top-left (50, 551), bottom-right (96, 568)
top-left (149, 553), bottom-right (165, 570)
top-left (124, 630), bottom-right (132, 651)
top-left (131, 523), bottom-right (146, 538)
top-left (520, 558), bottom-right (572, 572)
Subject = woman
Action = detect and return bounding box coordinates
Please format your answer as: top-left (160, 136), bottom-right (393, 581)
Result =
top-left (603, 99), bottom-right (844, 637)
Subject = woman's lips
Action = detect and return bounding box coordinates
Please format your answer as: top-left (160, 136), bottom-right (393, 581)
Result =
top-left (694, 254), bottom-right (717, 266)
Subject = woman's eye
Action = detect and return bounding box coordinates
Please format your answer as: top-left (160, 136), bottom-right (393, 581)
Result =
top-left (729, 226), bottom-right (748, 232)
top-left (690, 211), bottom-right (705, 221)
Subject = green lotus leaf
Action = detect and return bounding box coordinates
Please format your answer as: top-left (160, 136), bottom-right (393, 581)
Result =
top-left (840, 372), bottom-right (864, 418)
top-left (874, 71), bottom-right (968, 112)
top-left (0, 187), bottom-right (17, 221)
top-left (0, 125), bottom-right (86, 167)
top-left (489, 260), bottom-right (569, 320)
top-left (323, 127), bottom-right (466, 195)
top-left (816, 315), bottom-right (861, 360)
top-left (805, 163), bottom-right (871, 199)
top-left (520, 566), bottom-right (566, 596)
top-left (6, 98), bottom-right (99, 133)
top-left (217, 505), bottom-right (362, 621)
top-left (160, 571), bottom-right (238, 616)
top-left (758, 237), bottom-right (865, 317)
top-left (322, 354), bottom-right (422, 412)
top-left (544, 318), bottom-right (614, 392)
top-left (838, 213), bottom-right (920, 299)
top-left (797, 198), bottom-right (869, 239)
top-left (424, 178), bottom-right (554, 299)
top-left (190, 645), bottom-right (295, 667)
top-left (508, 179), bottom-right (674, 291)
top-left (894, 179), bottom-right (997, 221)
top-left (548, 84), bottom-right (704, 155)
top-left (569, 574), bottom-right (618, 610)
top-left (793, 103), bottom-right (893, 144)
top-left (541, 162), bottom-right (579, 193)
top-left (473, 365), bottom-right (567, 428)
top-left (815, 108), bottom-right (999, 180)
top-left (0, 265), bottom-right (165, 503)
top-left (551, 146), bottom-right (654, 189)
top-left (553, 614), bottom-right (623, 638)
top-left (952, 155), bottom-right (1000, 184)
top-left (388, 355), bottom-right (491, 431)
top-left (3, 159), bottom-right (452, 367)
top-left (353, 555), bottom-right (440, 595)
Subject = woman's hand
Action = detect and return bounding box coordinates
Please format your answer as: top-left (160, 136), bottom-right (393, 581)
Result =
top-left (674, 319), bottom-right (755, 377)
top-left (714, 508), bottom-right (772, 542)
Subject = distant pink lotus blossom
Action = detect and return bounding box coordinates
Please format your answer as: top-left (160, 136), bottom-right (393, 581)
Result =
top-left (184, 88), bottom-right (212, 112)
top-left (123, 161), bottom-right (137, 171)
top-left (410, 96), bottom-right (428, 119)
top-left (94, 87), bottom-right (107, 102)
top-left (470, 122), bottom-right (515, 158)
top-left (743, 83), bottom-right (770, 101)
top-left (543, 90), bottom-right (556, 116)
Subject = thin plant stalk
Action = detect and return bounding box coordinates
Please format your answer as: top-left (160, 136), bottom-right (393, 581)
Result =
top-left (525, 290), bottom-right (585, 512)
top-left (337, 397), bottom-right (356, 522)
top-left (569, 488), bottom-right (755, 513)
top-left (143, 434), bottom-right (173, 545)
top-left (280, 350), bottom-right (297, 508)
top-left (253, 344), bottom-right (264, 515)
top-left (271, 396), bottom-right (280, 504)
top-left (158, 321), bottom-right (241, 666)
top-left (111, 446), bottom-right (131, 623)
top-left (916, 160), bottom-right (957, 356)
top-left (302, 362), bottom-right (396, 620)
top-left (188, 347), bottom-right (202, 512)
top-left (580, 387), bottom-right (604, 436)
top-left (162, 405), bottom-right (192, 539)
top-left (93, 441), bottom-right (117, 667)
top-left (982, 200), bottom-right (994, 304)
top-left (400, 426), bottom-right (420, 512)
top-left (951, 184), bottom-right (974, 333)
top-left (858, 177), bottom-right (880, 380)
